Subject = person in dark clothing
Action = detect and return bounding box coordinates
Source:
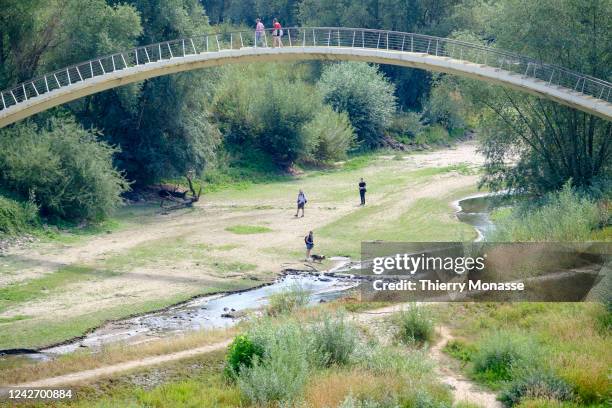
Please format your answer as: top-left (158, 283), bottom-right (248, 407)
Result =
top-left (359, 178), bottom-right (366, 205)
top-left (304, 231), bottom-right (314, 261)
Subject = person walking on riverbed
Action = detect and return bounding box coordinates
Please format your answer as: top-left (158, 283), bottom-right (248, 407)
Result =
top-left (295, 189), bottom-right (307, 217)
top-left (304, 231), bottom-right (314, 261)
top-left (359, 178), bottom-right (367, 206)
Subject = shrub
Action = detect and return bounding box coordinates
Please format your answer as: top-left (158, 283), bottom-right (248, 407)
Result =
top-left (309, 313), bottom-right (358, 367)
top-left (0, 194), bottom-right (38, 235)
top-left (0, 119), bottom-right (129, 222)
top-left (225, 335), bottom-right (263, 378)
top-left (414, 125), bottom-right (451, 146)
top-left (318, 62), bottom-right (397, 148)
top-left (266, 285), bottom-right (310, 316)
top-left (302, 106), bottom-right (355, 165)
top-left (500, 371), bottom-right (574, 407)
top-left (238, 320), bottom-right (312, 404)
top-left (472, 333), bottom-right (536, 383)
top-left (489, 182), bottom-right (604, 242)
top-left (394, 307), bottom-right (434, 345)
top-left (386, 111), bottom-right (424, 144)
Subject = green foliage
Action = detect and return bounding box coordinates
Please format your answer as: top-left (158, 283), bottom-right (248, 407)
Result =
top-left (213, 64), bottom-right (338, 167)
top-left (0, 119), bottom-right (129, 222)
top-left (0, 194), bottom-right (38, 235)
top-left (318, 62), bottom-right (397, 148)
top-left (394, 307), bottom-right (434, 345)
top-left (266, 285), bottom-right (310, 316)
top-left (308, 313), bottom-right (358, 367)
top-left (423, 75), bottom-right (466, 131)
top-left (302, 106), bottom-right (356, 165)
top-left (443, 339), bottom-right (476, 364)
top-left (386, 111), bottom-right (424, 144)
top-left (472, 332), bottom-right (536, 383)
top-left (238, 320), bottom-right (312, 404)
top-left (457, 0), bottom-right (612, 194)
top-left (500, 371), bottom-right (574, 407)
top-left (414, 125), bottom-right (451, 146)
top-left (490, 183), bottom-right (605, 242)
top-left (225, 335), bottom-right (264, 377)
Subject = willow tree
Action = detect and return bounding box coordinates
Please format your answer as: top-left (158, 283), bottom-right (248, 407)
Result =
top-left (446, 0), bottom-right (612, 194)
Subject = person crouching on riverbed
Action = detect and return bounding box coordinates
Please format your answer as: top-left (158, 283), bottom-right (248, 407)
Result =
top-left (304, 231), bottom-right (314, 261)
top-left (295, 189), bottom-right (307, 217)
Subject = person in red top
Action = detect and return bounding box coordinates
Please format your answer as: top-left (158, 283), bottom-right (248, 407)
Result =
top-left (272, 18), bottom-right (283, 48)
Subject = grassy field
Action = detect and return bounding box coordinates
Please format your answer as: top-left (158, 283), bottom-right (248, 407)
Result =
top-left (436, 302), bottom-right (611, 407)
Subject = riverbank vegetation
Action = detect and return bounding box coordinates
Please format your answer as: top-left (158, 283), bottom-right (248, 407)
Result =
top-left (440, 302), bottom-right (611, 407)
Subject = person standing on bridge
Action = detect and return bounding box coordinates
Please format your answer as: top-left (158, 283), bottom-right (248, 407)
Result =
top-left (255, 18), bottom-right (265, 47)
top-left (295, 189), bottom-right (307, 217)
top-left (272, 18), bottom-right (283, 48)
top-left (359, 178), bottom-right (367, 206)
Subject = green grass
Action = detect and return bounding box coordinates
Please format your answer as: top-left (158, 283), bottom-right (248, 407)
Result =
top-left (225, 224), bottom-right (273, 234)
top-left (318, 193), bottom-right (477, 257)
top-left (0, 265), bottom-right (117, 313)
top-left (439, 303), bottom-right (611, 405)
top-left (0, 315), bottom-right (30, 324)
top-left (489, 184), bottom-right (605, 242)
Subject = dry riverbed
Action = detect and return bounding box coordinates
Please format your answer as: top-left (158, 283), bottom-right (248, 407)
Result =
top-left (0, 142), bottom-right (484, 351)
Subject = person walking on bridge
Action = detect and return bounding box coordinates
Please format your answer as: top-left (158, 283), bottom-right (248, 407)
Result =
top-left (255, 18), bottom-right (265, 47)
top-left (359, 178), bottom-right (367, 206)
top-left (272, 18), bottom-right (283, 48)
top-left (295, 189), bottom-right (307, 217)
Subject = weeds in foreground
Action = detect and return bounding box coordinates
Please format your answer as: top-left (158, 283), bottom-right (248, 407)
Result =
top-left (393, 306), bottom-right (434, 346)
top-left (266, 285), bottom-right (310, 316)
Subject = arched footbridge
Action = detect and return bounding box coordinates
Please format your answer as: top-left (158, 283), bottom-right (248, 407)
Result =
top-left (0, 27), bottom-right (611, 128)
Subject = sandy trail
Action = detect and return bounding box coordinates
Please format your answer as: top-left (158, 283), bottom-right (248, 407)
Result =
top-left (4, 339), bottom-right (231, 390)
top-left (355, 304), bottom-right (500, 408)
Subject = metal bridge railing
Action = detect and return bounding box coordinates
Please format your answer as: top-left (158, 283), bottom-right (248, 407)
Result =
top-left (1, 27), bottom-right (610, 113)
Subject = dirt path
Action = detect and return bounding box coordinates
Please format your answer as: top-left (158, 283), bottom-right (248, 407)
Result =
top-left (4, 339), bottom-right (232, 390)
top-left (355, 305), bottom-right (501, 408)
top-left (431, 326), bottom-right (502, 408)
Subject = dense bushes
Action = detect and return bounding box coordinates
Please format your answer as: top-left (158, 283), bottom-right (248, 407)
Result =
top-left (0, 194), bottom-right (38, 235)
top-left (490, 183), bottom-right (606, 242)
top-left (310, 313), bottom-right (358, 367)
top-left (228, 314), bottom-right (360, 405)
top-left (318, 62), bottom-right (397, 148)
top-left (225, 335), bottom-right (263, 377)
top-left (213, 64), bottom-right (355, 168)
top-left (500, 371), bottom-right (574, 407)
top-left (0, 119), bottom-right (129, 222)
top-left (236, 322), bottom-right (311, 405)
top-left (302, 106), bottom-right (355, 165)
top-left (471, 332), bottom-right (535, 383)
